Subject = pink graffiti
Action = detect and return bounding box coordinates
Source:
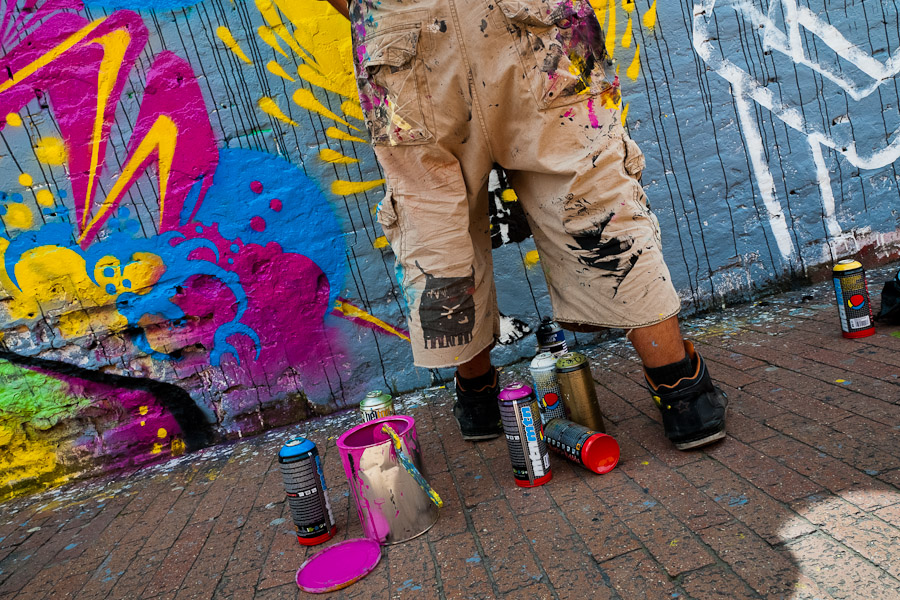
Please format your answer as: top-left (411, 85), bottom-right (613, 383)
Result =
top-left (0, 3), bottom-right (218, 247)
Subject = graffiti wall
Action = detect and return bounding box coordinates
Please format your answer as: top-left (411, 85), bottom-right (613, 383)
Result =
top-left (1, 0), bottom-right (898, 497)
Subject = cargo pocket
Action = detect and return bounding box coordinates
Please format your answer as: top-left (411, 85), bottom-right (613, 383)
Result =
top-left (623, 136), bottom-right (646, 181)
top-left (357, 21), bottom-right (434, 146)
top-left (496, 0), bottom-right (613, 110)
top-left (376, 189), bottom-right (403, 254)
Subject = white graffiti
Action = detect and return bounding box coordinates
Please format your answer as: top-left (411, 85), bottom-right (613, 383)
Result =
top-left (693, 0), bottom-right (900, 264)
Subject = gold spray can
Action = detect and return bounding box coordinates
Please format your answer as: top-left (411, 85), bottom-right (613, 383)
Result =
top-left (555, 352), bottom-right (605, 433)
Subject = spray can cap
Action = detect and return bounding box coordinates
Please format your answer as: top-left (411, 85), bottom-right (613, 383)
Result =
top-left (498, 381), bottom-right (534, 402)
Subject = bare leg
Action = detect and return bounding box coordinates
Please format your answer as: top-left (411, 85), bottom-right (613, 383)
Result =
top-left (457, 346), bottom-right (493, 378)
top-left (558, 316), bottom-right (687, 368)
top-left (626, 316), bottom-right (687, 368)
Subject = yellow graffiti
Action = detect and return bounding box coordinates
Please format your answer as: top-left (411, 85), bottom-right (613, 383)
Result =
top-left (258, 96), bottom-right (299, 126)
top-left (35, 190), bottom-right (55, 207)
top-left (78, 115), bottom-right (178, 244)
top-left (0, 235), bottom-right (165, 337)
top-left (524, 250), bottom-right (541, 269)
top-left (0, 19), bottom-right (105, 95)
top-left (341, 100), bottom-right (364, 121)
top-left (0, 17), bottom-right (198, 245)
top-left (373, 236), bottom-right (389, 249)
top-left (332, 179), bottom-right (385, 196)
top-left (34, 137), bottom-right (68, 165)
top-left (293, 88), bottom-right (359, 130)
top-left (267, 60), bottom-right (295, 81)
top-left (257, 25), bottom-right (289, 58)
top-left (216, 26), bottom-right (252, 64)
top-left (171, 438), bottom-right (186, 456)
top-left (3, 203), bottom-right (33, 229)
top-left (327, 126), bottom-right (368, 144)
top-left (5, 112), bottom-right (22, 127)
top-left (592, 0), bottom-right (657, 91)
top-left (18, 173), bottom-right (33, 187)
top-left (0, 426), bottom-right (59, 490)
top-left (605, 0), bottom-right (617, 57)
top-left (85, 29), bottom-right (132, 231)
top-left (266, 0), bottom-right (357, 98)
top-left (333, 299), bottom-right (410, 342)
top-left (643, 0), bottom-right (658, 29)
top-left (622, 16), bottom-right (633, 48)
top-left (627, 45), bottom-right (642, 80)
top-left (319, 148), bottom-right (359, 164)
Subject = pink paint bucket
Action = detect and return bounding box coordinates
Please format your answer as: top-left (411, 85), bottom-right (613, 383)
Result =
top-left (336, 415), bottom-right (439, 544)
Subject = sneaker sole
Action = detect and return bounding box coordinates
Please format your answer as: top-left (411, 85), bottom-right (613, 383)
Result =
top-left (674, 428), bottom-right (726, 450)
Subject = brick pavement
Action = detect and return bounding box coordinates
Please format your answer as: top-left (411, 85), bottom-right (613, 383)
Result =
top-left (2, 269), bottom-right (900, 599)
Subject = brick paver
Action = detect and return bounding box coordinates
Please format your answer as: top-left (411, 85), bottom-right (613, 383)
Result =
top-left (3, 268), bottom-right (900, 599)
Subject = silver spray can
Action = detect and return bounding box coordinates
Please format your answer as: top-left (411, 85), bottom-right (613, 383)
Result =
top-left (530, 352), bottom-right (566, 424)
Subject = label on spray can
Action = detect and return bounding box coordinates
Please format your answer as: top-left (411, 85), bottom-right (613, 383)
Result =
top-left (498, 382), bottom-right (552, 488)
top-left (279, 437), bottom-right (337, 545)
top-left (832, 259), bottom-right (875, 338)
top-left (530, 352), bottom-right (566, 424)
top-left (360, 390), bottom-right (394, 422)
top-left (544, 418), bottom-right (620, 474)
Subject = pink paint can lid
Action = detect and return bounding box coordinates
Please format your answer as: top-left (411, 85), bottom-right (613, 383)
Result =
top-left (295, 538), bottom-right (382, 594)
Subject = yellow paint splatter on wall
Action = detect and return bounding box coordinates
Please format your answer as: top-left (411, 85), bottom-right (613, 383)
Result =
top-left (35, 190), bottom-right (55, 207)
top-left (524, 250), bottom-right (541, 269)
top-left (332, 179), bottom-right (385, 196)
top-left (319, 148), bottom-right (359, 165)
top-left (3, 203), bottom-right (34, 229)
top-left (258, 96), bottom-right (298, 127)
top-left (216, 26), bottom-right (253, 64)
top-left (293, 89), bottom-right (358, 130)
top-left (373, 236), bottom-right (389, 249)
top-left (643, 0), bottom-right (658, 29)
top-left (18, 173), bottom-right (33, 187)
top-left (5, 112), bottom-right (22, 127)
top-left (34, 137), bottom-right (68, 165)
top-left (266, 60), bottom-right (294, 81)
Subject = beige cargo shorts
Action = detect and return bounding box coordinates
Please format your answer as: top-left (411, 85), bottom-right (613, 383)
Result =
top-left (351, 0), bottom-right (681, 369)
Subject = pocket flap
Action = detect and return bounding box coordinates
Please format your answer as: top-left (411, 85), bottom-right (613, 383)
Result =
top-left (496, 0), bottom-right (559, 26)
top-left (362, 27), bottom-right (421, 69)
top-left (376, 190), bottom-right (399, 228)
top-left (623, 137), bottom-right (646, 178)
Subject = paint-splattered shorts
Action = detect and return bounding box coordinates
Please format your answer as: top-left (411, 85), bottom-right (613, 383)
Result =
top-left (351, 0), bottom-right (681, 368)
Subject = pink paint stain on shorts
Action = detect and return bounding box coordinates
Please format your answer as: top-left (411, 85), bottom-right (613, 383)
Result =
top-left (587, 99), bottom-right (600, 128)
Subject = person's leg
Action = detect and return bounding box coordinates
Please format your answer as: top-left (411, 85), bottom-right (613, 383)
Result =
top-left (625, 316), bottom-right (686, 368)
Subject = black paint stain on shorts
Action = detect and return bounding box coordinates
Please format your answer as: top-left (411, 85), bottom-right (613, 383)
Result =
top-left (417, 264), bottom-right (476, 349)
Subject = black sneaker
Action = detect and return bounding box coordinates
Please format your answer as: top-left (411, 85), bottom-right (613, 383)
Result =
top-left (453, 368), bottom-right (503, 441)
top-left (645, 342), bottom-right (727, 450)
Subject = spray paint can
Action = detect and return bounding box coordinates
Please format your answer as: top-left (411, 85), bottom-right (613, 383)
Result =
top-left (530, 352), bottom-right (566, 424)
top-left (278, 437), bottom-right (337, 546)
top-left (832, 259), bottom-right (875, 339)
top-left (536, 318), bottom-right (567, 356)
top-left (498, 382), bottom-right (552, 488)
top-left (555, 352), bottom-right (605, 433)
top-left (360, 390), bottom-right (394, 422)
top-left (544, 418), bottom-right (620, 474)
